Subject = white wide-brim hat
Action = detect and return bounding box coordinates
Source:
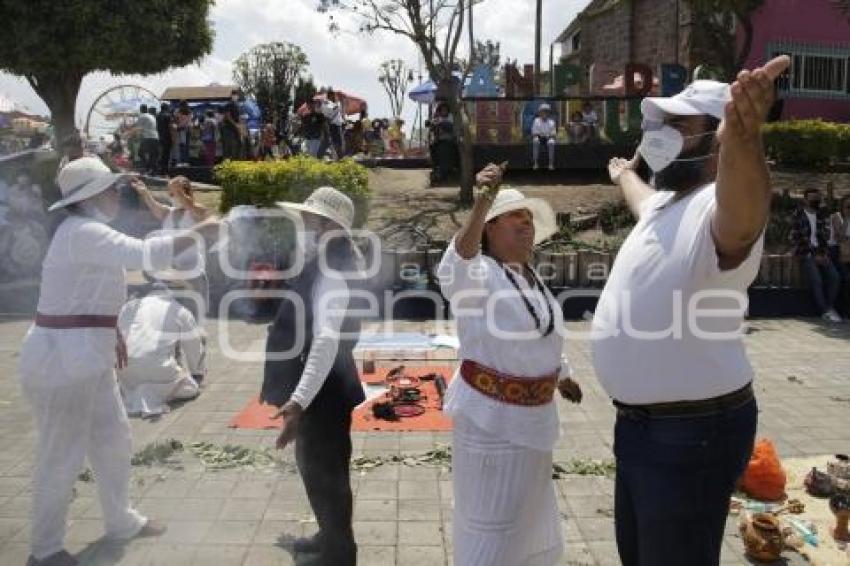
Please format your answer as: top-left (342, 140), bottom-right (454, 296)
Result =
top-left (49, 156), bottom-right (127, 212)
top-left (641, 80), bottom-right (731, 123)
top-left (485, 188), bottom-right (556, 245)
top-left (276, 186), bottom-right (355, 234)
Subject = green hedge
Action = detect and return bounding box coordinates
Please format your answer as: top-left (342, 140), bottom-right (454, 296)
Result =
top-left (215, 156), bottom-right (371, 227)
top-left (762, 119), bottom-right (850, 168)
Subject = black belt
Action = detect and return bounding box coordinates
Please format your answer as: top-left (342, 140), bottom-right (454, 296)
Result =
top-left (614, 383), bottom-right (754, 419)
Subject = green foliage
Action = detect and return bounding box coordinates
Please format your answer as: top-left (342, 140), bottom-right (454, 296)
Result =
top-left (687, 0), bottom-right (765, 79)
top-left (215, 156), bottom-right (371, 227)
top-left (294, 76), bottom-right (319, 109)
top-left (762, 120), bottom-right (850, 169)
top-left (233, 42), bottom-right (309, 121)
top-left (0, 1), bottom-right (214, 77)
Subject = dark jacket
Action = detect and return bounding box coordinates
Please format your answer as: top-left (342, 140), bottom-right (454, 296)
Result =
top-left (261, 257), bottom-right (364, 414)
top-left (156, 111), bottom-right (172, 143)
top-left (790, 207), bottom-right (829, 257)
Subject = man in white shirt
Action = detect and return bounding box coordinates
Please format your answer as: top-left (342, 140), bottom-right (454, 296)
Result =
top-left (322, 89), bottom-right (345, 159)
top-left (596, 56), bottom-right (790, 565)
top-left (531, 103), bottom-right (557, 171)
top-left (117, 284), bottom-right (205, 418)
top-left (133, 104), bottom-right (159, 174)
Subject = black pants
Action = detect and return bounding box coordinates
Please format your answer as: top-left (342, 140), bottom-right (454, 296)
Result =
top-left (295, 408), bottom-right (356, 565)
top-left (329, 125), bottom-right (344, 158)
top-left (159, 139), bottom-right (173, 174)
top-left (140, 138), bottom-right (160, 173)
top-left (614, 398), bottom-right (757, 566)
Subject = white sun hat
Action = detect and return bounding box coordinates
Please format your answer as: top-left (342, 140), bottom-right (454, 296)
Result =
top-left (49, 157), bottom-right (128, 212)
top-left (276, 186), bottom-right (355, 233)
top-left (485, 188), bottom-right (556, 245)
top-left (641, 80), bottom-right (731, 123)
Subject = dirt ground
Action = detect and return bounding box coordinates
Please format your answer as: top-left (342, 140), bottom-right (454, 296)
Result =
top-left (191, 165), bottom-right (850, 247)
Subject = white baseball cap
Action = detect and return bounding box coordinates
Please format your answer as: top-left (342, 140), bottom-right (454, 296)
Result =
top-left (49, 157), bottom-right (128, 212)
top-left (485, 188), bottom-right (556, 245)
top-left (276, 186), bottom-right (355, 233)
top-left (641, 80), bottom-right (731, 122)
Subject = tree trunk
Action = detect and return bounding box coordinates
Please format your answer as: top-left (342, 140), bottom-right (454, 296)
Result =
top-left (468, 0), bottom-right (475, 66)
top-left (735, 15), bottom-right (755, 74)
top-left (28, 72), bottom-right (83, 146)
top-left (535, 0), bottom-right (542, 94)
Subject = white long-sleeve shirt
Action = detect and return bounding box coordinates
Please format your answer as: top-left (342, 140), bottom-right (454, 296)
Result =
top-left (20, 215), bottom-right (174, 385)
top-left (437, 239), bottom-right (571, 451)
top-left (532, 117), bottom-right (557, 139)
top-left (118, 292), bottom-right (204, 416)
top-left (289, 273), bottom-right (353, 409)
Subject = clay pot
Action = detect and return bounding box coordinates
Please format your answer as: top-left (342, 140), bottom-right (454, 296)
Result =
top-left (804, 467), bottom-right (835, 498)
top-left (830, 493), bottom-right (850, 543)
top-left (740, 513), bottom-right (785, 562)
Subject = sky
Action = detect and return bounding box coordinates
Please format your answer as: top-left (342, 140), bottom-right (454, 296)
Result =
top-left (0, 0), bottom-right (591, 134)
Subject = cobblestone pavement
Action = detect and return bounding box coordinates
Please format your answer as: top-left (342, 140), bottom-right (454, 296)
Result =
top-left (0, 317), bottom-right (848, 565)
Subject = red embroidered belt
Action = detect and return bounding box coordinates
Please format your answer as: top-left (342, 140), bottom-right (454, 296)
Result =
top-left (460, 360), bottom-right (558, 407)
top-left (34, 313), bottom-right (118, 329)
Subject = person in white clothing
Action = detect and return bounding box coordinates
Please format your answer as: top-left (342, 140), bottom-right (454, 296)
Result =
top-left (262, 187), bottom-right (365, 565)
top-left (532, 104), bottom-right (557, 170)
top-left (117, 283), bottom-right (205, 418)
top-left (18, 157), bottom-right (220, 566)
top-left (133, 175), bottom-right (211, 317)
top-left (598, 56), bottom-right (790, 565)
top-left (437, 163), bottom-right (582, 566)
top-left (323, 89), bottom-right (345, 159)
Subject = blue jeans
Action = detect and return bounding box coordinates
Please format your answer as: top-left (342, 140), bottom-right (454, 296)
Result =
top-left (614, 398), bottom-right (758, 566)
top-left (801, 254), bottom-right (840, 314)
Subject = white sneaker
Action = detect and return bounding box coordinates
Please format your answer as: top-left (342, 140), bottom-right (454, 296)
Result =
top-left (823, 309), bottom-right (843, 323)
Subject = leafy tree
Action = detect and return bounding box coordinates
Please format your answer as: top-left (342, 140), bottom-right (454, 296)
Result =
top-left (687, 0), bottom-right (765, 80)
top-left (378, 59), bottom-right (412, 118)
top-left (0, 0), bottom-right (214, 143)
top-left (233, 42), bottom-right (309, 122)
top-left (319, 0), bottom-right (478, 203)
top-left (472, 40), bottom-right (501, 68)
top-left (294, 76), bottom-right (318, 109)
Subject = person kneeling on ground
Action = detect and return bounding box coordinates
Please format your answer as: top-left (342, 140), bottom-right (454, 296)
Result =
top-left (117, 283), bottom-right (206, 418)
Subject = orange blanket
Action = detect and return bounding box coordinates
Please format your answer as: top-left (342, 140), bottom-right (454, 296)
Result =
top-left (228, 365), bottom-right (456, 432)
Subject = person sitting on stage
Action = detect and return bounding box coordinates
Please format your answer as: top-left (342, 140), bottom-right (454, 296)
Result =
top-left (117, 283), bottom-right (205, 418)
top-left (568, 110), bottom-right (589, 144)
top-left (437, 162), bottom-right (582, 566)
top-left (532, 103), bottom-right (557, 170)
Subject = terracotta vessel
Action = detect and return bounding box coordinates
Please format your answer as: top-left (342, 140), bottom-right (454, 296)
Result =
top-left (830, 493), bottom-right (850, 543)
top-left (740, 513), bottom-right (784, 562)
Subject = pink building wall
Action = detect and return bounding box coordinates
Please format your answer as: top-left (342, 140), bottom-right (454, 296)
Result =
top-left (742, 0), bottom-right (850, 122)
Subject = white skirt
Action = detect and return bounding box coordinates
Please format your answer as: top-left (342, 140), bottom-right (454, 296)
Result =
top-left (452, 415), bottom-right (564, 566)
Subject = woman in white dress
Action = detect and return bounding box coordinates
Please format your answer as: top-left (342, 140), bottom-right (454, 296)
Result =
top-left (437, 163), bottom-right (583, 566)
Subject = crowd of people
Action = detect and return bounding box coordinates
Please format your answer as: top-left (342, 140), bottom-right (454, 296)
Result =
top-left (17, 54), bottom-right (811, 566)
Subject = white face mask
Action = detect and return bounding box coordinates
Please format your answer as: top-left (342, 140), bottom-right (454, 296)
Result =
top-left (81, 201), bottom-right (117, 223)
top-left (638, 125), bottom-right (715, 172)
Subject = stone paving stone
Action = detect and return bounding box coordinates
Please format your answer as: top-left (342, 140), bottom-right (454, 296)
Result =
top-left (575, 516), bottom-right (616, 542)
top-left (358, 479), bottom-right (399, 500)
top-left (187, 476), bottom-right (238, 499)
top-left (191, 543), bottom-right (247, 565)
top-left (231, 478), bottom-right (277, 499)
top-left (251, 519), bottom-right (302, 545)
top-left (202, 519), bottom-right (259, 544)
top-left (0, 517), bottom-right (26, 544)
top-left (354, 498), bottom-right (397, 522)
top-left (358, 544), bottom-right (396, 566)
top-left (219, 496), bottom-right (270, 521)
top-left (398, 479), bottom-right (439, 500)
top-left (397, 544), bottom-right (447, 566)
top-left (243, 544), bottom-right (297, 566)
top-left (398, 499), bottom-right (442, 521)
top-left (398, 520), bottom-right (444, 546)
top-left (157, 520), bottom-right (214, 544)
top-left (0, 542), bottom-right (33, 565)
top-left (352, 521), bottom-right (397, 546)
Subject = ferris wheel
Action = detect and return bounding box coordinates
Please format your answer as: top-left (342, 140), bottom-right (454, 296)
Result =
top-left (84, 85), bottom-right (160, 141)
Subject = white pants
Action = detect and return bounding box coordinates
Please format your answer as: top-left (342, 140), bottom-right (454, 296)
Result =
top-left (452, 415), bottom-right (564, 566)
top-left (21, 369), bottom-right (146, 559)
top-left (532, 136), bottom-right (556, 167)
